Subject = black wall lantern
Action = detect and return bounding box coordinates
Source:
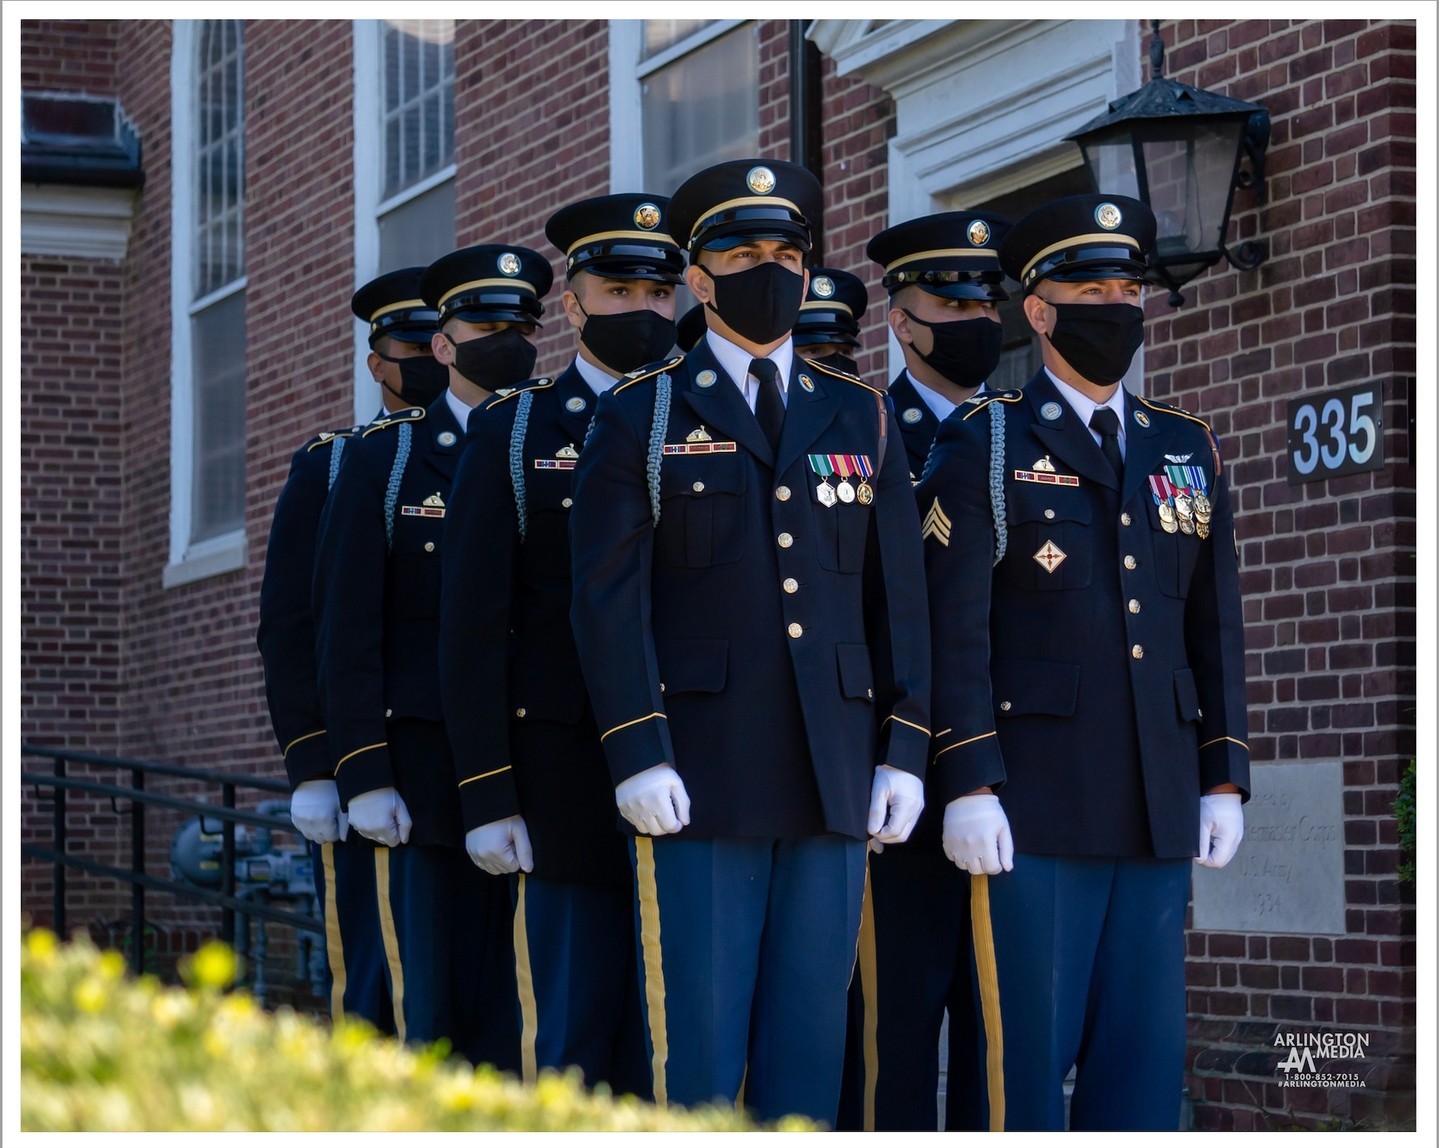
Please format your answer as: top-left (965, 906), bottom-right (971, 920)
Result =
top-left (1065, 22), bottom-right (1270, 306)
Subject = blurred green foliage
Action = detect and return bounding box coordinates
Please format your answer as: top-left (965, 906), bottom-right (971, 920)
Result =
top-left (20, 929), bottom-right (812, 1132)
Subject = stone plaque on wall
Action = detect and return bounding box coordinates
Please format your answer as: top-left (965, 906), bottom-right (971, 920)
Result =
top-left (1191, 761), bottom-right (1347, 935)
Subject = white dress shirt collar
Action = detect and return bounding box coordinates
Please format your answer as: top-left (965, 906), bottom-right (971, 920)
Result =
top-left (444, 386), bottom-right (476, 434)
top-left (574, 354), bottom-right (620, 397)
top-left (704, 329), bottom-right (795, 412)
top-left (1046, 367), bottom-right (1127, 456)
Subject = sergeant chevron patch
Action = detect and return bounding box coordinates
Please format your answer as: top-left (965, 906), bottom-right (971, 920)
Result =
top-left (921, 498), bottom-right (952, 546)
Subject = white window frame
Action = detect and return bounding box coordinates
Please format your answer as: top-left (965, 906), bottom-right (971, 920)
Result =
top-left (351, 19), bottom-right (456, 424)
top-left (165, 19), bottom-right (247, 588)
top-left (607, 19), bottom-right (748, 194)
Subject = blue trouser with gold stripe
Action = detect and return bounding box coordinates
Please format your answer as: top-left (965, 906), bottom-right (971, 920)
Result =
top-left (512, 873), bottom-right (650, 1098)
top-left (971, 855), bottom-right (1190, 1131)
top-left (310, 837), bottom-right (393, 1033)
top-left (837, 848), bottom-right (984, 1130)
top-left (376, 843), bottom-right (520, 1072)
top-left (631, 834), bottom-right (867, 1125)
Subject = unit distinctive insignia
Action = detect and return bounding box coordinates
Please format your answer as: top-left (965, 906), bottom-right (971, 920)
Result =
top-left (535, 443), bottom-right (580, 471)
top-left (402, 491), bottom-right (447, 518)
top-left (686, 426), bottom-right (713, 443)
top-left (1033, 540), bottom-right (1068, 573)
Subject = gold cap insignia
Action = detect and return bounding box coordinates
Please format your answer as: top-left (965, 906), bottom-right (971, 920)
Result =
top-left (967, 219), bottom-right (991, 246)
top-left (423, 492), bottom-right (446, 508)
top-left (498, 252), bottom-right (521, 276)
top-left (1033, 455), bottom-right (1056, 473)
top-left (686, 425), bottom-right (713, 443)
top-left (634, 203), bottom-right (661, 230)
top-left (746, 165), bottom-right (776, 195)
top-left (812, 276), bottom-right (835, 299)
top-left (1095, 202), bottom-right (1123, 230)
top-left (556, 443), bottom-right (579, 460)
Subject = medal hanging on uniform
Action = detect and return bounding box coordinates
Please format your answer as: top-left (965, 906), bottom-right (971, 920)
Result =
top-left (809, 454), bottom-right (838, 507)
top-left (1184, 465), bottom-right (1213, 539)
top-left (1149, 474), bottom-right (1179, 534)
top-left (854, 454), bottom-right (875, 505)
top-left (834, 455), bottom-right (856, 503)
top-left (1166, 465), bottom-right (1197, 536)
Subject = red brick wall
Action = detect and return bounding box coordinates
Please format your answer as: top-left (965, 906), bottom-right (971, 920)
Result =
top-left (19, 19), bottom-right (120, 91)
top-left (1139, 19), bottom-right (1417, 1132)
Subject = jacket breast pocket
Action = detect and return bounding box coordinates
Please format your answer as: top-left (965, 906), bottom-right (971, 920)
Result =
top-left (387, 547), bottom-right (440, 619)
top-left (813, 493), bottom-right (872, 574)
top-left (1002, 486), bottom-right (1092, 591)
top-left (1145, 497), bottom-right (1202, 598)
top-left (658, 458), bottom-right (747, 568)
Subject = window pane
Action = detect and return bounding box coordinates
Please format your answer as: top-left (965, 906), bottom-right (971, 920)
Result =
top-left (379, 179), bottom-right (457, 271)
top-left (381, 19), bottom-right (455, 200)
top-left (191, 290), bottom-right (248, 542)
top-left (195, 19), bottom-right (244, 298)
top-left (641, 25), bottom-right (758, 195)
top-left (642, 20), bottom-right (714, 60)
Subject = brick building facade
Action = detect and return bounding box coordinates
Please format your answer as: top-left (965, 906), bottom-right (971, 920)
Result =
top-left (16, 16), bottom-right (1422, 1131)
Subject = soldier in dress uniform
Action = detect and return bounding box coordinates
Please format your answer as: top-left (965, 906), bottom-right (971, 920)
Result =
top-left (568, 159), bottom-right (931, 1125)
top-left (438, 193), bottom-right (684, 1098)
top-left (837, 212), bottom-right (1013, 1132)
top-left (257, 267), bottom-right (447, 1034)
top-left (914, 193), bottom-right (1249, 1131)
top-left (866, 211), bottom-right (1012, 482)
top-left (792, 266), bottom-right (867, 377)
top-left (311, 244), bottom-right (553, 1068)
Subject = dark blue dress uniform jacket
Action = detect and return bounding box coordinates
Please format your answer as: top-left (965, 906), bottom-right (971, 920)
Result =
top-left (568, 342), bottom-right (932, 841)
top-left (439, 364), bottom-right (630, 886)
top-left (313, 395), bottom-right (471, 848)
top-left (914, 370), bottom-right (1250, 859)
top-left (886, 373), bottom-right (941, 483)
top-left (257, 425), bottom-right (361, 788)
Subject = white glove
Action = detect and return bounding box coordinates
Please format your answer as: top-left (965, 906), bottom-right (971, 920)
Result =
top-left (615, 764), bottom-right (691, 836)
top-left (942, 793), bottom-right (1015, 875)
top-left (466, 816), bottom-right (534, 875)
top-left (289, 779), bottom-right (348, 844)
top-left (1197, 792), bottom-right (1244, 869)
top-left (346, 787), bottom-right (413, 848)
top-left (866, 765), bottom-right (925, 851)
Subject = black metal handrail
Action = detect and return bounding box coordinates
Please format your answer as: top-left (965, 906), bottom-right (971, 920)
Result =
top-left (19, 742), bottom-right (318, 985)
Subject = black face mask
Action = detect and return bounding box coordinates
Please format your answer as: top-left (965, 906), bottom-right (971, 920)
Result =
top-left (377, 350), bottom-right (449, 407)
top-left (445, 327), bottom-right (539, 391)
top-left (1045, 302), bottom-right (1145, 385)
top-left (805, 349), bottom-right (859, 376)
top-left (901, 310), bottom-right (1003, 390)
top-left (578, 305), bottom-right (677, 375)
top-left (700, 261), bottom-right (806, 346)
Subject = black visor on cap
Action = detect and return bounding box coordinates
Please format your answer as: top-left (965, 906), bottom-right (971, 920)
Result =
top-left (570, 241), bottom-right (685, 284)
top-left (884, 268), bottom-right (1009, 302)
top-left (443, 292), bottom-right (544, 328)
top-left (1024, 243), bottom-right (1147, 290)
top-left (692, 206), bottom-right (811, 254)
top-left (369, 307), bottom-right (440, 345)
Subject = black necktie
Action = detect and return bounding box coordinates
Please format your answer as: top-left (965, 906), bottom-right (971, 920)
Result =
top-left (751, 357), bottom-right (785, 453)
top-left (1090, 406), bottom-right (1124, 481)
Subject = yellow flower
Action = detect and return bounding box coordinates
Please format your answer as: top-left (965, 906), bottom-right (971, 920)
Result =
top-left (182, 941), bottom-right (238, 990)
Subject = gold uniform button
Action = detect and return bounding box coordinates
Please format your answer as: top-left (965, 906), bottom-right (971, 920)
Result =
top-left (1131, 645), bottom-right (1144, 659)
top-left (692, 481), bottom-right (705, 493)
top-left (562, 497), bottom-right (573, 509)
top-left (1044, 509), bottom-right (1056, 520)
top-left (424, 541), bottom-right (435, 552)
top-left (788, 623), bottom-right (803, 638)
top-left (1128, 599), bottom-right (1141, 614)
top-left (516, 707), bottom-right (527, 718)
top-left (778, 533), bottom-right (793, 548)
top-left (783, 577), bottom-right (799, 594)
top-left (1124, 555), bottom-right (1137, 570)
top-left (1000, 701), bottom-right (1012, 712)
top-left (1121, 512), bottom-right (1132, 526)
top-left (775, 485), bottom-right (792, 501)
